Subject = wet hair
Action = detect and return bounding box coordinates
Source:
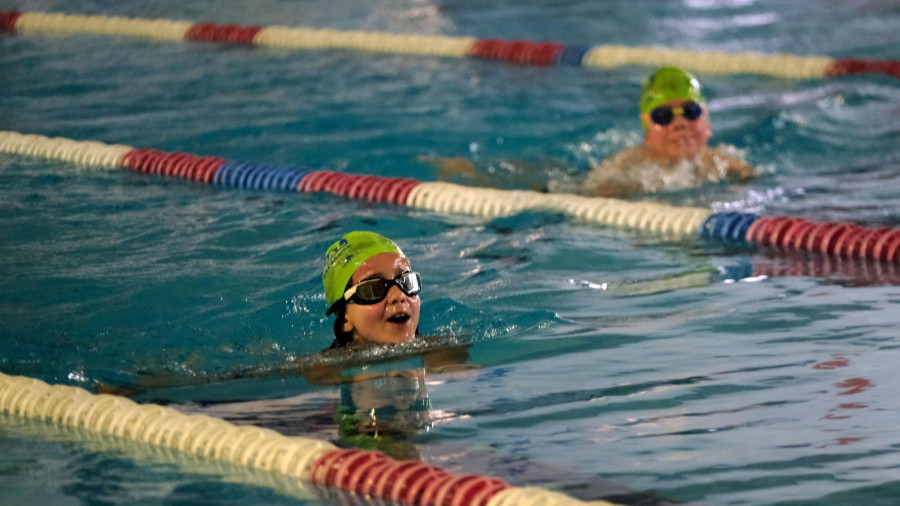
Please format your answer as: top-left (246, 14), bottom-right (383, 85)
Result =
top-left (329, 306), bottom-right (354, 349)
top-left (328, 279), bottom-right (355, 349)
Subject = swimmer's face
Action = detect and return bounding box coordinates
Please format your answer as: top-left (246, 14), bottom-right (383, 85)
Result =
top-left (342, 252), bottom-right (421, 345)
top-left (643, 99), bottom-right (712, 160)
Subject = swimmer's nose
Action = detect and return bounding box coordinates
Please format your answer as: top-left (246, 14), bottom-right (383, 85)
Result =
top-left (670, 116), bottom-right (688, 130)
top-left (386, 284), bottom-right (409, 305)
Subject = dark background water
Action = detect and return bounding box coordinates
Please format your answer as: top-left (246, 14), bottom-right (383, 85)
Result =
top-left (1, 0), bottom-right (899, 504)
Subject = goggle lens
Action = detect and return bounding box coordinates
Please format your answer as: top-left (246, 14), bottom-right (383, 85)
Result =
top-left (345, 271), bottom-right (422, 305)
top-left (650, 101), bottom-right (703, 126)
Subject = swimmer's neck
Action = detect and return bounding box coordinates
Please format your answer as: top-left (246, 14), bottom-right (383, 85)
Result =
top-left (343, 338), bottom-right (384, 352)
top-left (337, 333), bottom-right (423, 351)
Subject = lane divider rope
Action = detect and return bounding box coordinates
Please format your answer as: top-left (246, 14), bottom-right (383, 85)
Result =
top-left (0, 130), bottom-right (709, 237)
top-left (1, 10), bottom-right (898, 80)
top-left (2, 130), bottom-right (899, 264)
top-left (744, 216), bottom-right (900, 261)
top-left (0, 372), bottom-right (333, 488)
top-left (0, 372), bottom-right (619, 506)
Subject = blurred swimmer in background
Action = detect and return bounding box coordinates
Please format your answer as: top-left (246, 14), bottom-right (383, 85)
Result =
top-left (581, 66), bottom-right (756, 197)
top-left (424, 67), bottom-right (756, 197)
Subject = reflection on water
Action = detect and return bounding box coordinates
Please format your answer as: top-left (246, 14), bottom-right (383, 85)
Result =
top-left (181, 341), bottom-right (461, 461)
top-left (334, 357), bottom-right (433, 461)
top-left (0, 413), bottom-right (322, 505)
top-left (183, 347), bottom-right (682, 504)
top-left (3, 0), bottom-right (900, 503)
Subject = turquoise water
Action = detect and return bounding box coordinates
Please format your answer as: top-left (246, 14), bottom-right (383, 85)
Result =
top-left (2, 0), bottom-right (900, 504)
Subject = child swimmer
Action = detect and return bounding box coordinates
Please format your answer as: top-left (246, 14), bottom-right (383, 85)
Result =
top-left (581, 67), bottom-right (757, 197)
top-left (422, 67), bottom-right (756, 198)
top-left (312, 231), bottom-right (470, 452)
top-left (303, 230), bottom-right (469, 385)
top-left (95, 231), bottom-right (465, 395)
top-left (322, 230), bottom-right (423, 349)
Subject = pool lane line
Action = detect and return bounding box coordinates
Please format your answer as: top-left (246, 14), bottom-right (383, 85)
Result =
top-left (2, 130), bottom-right (900, 264)
top-left (0, 411), bottom-right (332, 504)
top-left (0, 372), bottom-right (624, 506)
top-left (1, 10), bottom-right (899, 80)
top-left (700, 213), bottom-right (900, 264)
top-left (0, 131), bottom-right (712, 238)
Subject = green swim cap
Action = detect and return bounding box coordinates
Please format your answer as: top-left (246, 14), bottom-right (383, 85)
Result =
top-left (639, 67), bottom-right (705, 128)
top-left (322, 231), bottom-right (406, 309)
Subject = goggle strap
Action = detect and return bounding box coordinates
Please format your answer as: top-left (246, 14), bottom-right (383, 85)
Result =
top-left (326, 299), bottom-right (345, 316)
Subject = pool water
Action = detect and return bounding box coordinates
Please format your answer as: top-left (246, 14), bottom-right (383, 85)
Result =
top-left (2, 0), bottom-right (900, 504)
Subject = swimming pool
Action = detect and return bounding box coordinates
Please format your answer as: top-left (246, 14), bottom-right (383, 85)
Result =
top-left (2, 0), bottom-right (900, 504)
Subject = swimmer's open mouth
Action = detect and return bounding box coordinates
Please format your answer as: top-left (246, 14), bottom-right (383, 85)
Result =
top-left (387, 312), bottom-right (411, 324)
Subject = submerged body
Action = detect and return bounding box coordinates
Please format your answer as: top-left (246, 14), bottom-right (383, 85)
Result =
top-left (582, 142), bottom-right (755, 197)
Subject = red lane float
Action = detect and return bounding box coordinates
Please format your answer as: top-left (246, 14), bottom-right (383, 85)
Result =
top-left (746, 216), bottom-right (900, 263)
top-left (467, 39), bottom-right (565, 66)
top-left (308, 448), bottom-right (509, 506)
top-left (0, 10), bottom-right (20, 32)
top-left (185, 23), bottom-right (263, 45)
top-left (2, 10), bottom-right (900, 80)
top-left (297, 170), bottom-right (421, 205)
top-left (121, 148), bottom-right (226, 183)
top-left (827, 59), bottom-right (900, 80)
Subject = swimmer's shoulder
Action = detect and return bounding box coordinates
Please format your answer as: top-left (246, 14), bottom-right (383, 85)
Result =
top-left (419, 334), bottom-right (474, 373)
top-left (707, 145), bottom-right (757, 181)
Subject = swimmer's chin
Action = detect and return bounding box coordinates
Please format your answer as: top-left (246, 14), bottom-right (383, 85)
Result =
top-left (380, 319), bottom-right (419, 344)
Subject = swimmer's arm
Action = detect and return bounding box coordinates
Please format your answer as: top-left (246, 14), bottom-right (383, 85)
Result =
top-left (727, 157), bottom-right (757, 181)
top-left (301, 363), bottom-right (345, 385)
top-left (712, 147), bottom-right (757, 181)
top-left (93, 363), bottom-right (308, 396)
top-left (422, 344), bottom-right (477, 374)
top-left (418, 155), bottom-right (493, 187)
top-left (302, 364), bottom-right (425, 385)
top-left (94, 361), bottom-right (346, 394)
top-left (723, 155), bottom-right (757, 181)
top-left (93, 368), bottom-right (225, 397)
top-left (418, 155), bottom-right (554, 192)
top-left (95, 341), bottom-right (475, 394)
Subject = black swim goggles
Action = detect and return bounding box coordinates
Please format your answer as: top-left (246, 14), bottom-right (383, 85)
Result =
top-left (649, 101), bottom-right (704, 126)
top-left (327, 271), bottom-right (422, 315)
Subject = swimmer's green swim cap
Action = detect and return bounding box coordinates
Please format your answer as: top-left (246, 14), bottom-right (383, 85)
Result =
top-left (639, 67), bottom-right (705, 129)
top-left (322, 231), bottom-right (406, 309)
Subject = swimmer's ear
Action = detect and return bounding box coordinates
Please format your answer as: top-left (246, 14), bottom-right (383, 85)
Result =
top-left (341, 315), bottom-right (353, 334)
